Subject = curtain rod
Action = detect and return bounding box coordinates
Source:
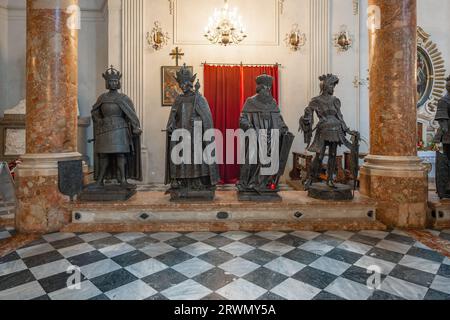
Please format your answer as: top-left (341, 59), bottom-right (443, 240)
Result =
top-left (201, 62), bottom-right (282, 67)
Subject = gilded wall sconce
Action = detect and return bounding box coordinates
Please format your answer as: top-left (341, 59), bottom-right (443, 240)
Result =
top-left (285, 24), bottom-right (306, 51)
top-left (333, 25), bottom-right (353, 52)
top-left (147, 21), bottom-right (170, 51)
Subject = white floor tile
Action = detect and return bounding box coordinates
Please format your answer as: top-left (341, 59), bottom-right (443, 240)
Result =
top-left (172, 258), bottom-right (214, 278)
top-left (271, 278), bottom-right (321, 300)
top-left (125, 259), bottom-right (168, 279)
top-left (264, 257), bottom-right (306, 277)
top-left (106, 280), bottom-right (157, 300)
top-left (217, 279), bottom-right (267, 300)
top-left (161, 280), bottom-right (212, 300)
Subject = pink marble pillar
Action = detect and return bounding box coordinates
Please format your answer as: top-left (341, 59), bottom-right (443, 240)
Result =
top-left (16, 0), bottom-right (82, 233)
top-left (360, 0), bottom-right (428, 228)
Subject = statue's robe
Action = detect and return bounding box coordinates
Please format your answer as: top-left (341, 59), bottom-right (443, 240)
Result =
top-left (238, 95), bottom-right (294, 192)
top-left (165, 92), bottom-right (220, 186)
top-left (92, 92), bottom-right (142, 181)
top-left (435, 94), bottom-right (450, 144)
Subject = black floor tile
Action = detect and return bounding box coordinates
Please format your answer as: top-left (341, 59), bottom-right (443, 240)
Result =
top-left (389, 265), bottom-right (435, 288)
top-left (292, 267), bottom-right (337, 290)
top-left (198, 249), bottom-right (235, 266)
top-left (39, 272), bottom-right (87, 294)
top-left (89, 236), bottom-right (123, 250)
top-left (258, 292), bottom-right (286, 301)
top-left (369, 290), bottom-right (404, 300)
top-left (67, 250), bottom-right (108, 267)
top-left (243, 267), bottom-right (287, 290)
top-left (239, 235), bottom-right (271, 248)
top-left (366, 247), bottom-right (404, 264)
top-left (91, 269), bottom-right (138, 293)
top-left (276, 235), bottom-right (307, 248)
top-left (406, 247), bottom-right (445, 263)
top-left (438, 264), bottom-right (450, 278)
top-left (194, 268), bottom-right (236, 291)
top-left (165, 236), bottom-right (198, 249)
top-left (313, 291), bottom-right (346, 300)
top-left (0, 269), bottom-right (36, 291)
top-left (385, 233), bottom-right (415, 246)
top-left (0, 251), bottom-right (20, 264)
top-left (203, 235), bottom-right (234, 248)
top-left (283, 249), bottom-right (320, 265)
top-left (90, 294), bottom-right (110, 300)
top-left (127, 236), bottom-right (159, 249)
top-left (241, 249), bottom-right (278, 266)
top-left (22, 251), bottom-right (65, 269)
top-left (142, 269), bottom-right (188, 292)
top-left (424, 289), bottom-right (450, 300)
top-left (51, 236), bottom-right (84, 250)
top-left (341, 265), bottom-right (387, 286)
top-left (156, 250), bottom-right (193, 267)
top-left (349, 234), bottom-right (381, 246)
top-left (314, 234), bottom-right (344, 247)
top-left (111, 250), bottom-right (150, 268)
top-left (325, 248), bottom-right (363, 265)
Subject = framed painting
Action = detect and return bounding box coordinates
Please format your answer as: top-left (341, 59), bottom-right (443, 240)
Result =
top-left (161, 66), bottom-right (193, 106)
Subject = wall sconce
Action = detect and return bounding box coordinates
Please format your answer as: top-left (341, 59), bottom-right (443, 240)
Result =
top-left (333, 25), bottom-right (353, 52)
top-left (147, 21), bottom-right (170, 51)
top-left (285, 24), bottom-right (306, 52)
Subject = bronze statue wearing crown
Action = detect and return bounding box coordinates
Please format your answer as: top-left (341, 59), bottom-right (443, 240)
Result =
top-left (237, 74), bottom-right (295, 201)
top-left (300, 74), bottom-right (360, 200)
top-left (80, 66), bottom-right (142, 201)
top-left (165, 64), bottom-right (220, 201)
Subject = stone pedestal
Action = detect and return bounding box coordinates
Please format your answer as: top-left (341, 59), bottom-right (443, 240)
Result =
top-left (16, 0), bottom-right (81, 234)
top-left (361, 0), bottom-right (428, 229)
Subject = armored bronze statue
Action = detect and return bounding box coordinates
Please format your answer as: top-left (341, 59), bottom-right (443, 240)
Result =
top-left (237, 74), bottom-right (295, 201)
top-left (80, 66), bottom-right (142, 201)
top-left (300, 74), bottom-right (360, 200)
top-left (165, 64), bottom-right (220, 201)
top-left (434, 75), bottom-right (450, 198)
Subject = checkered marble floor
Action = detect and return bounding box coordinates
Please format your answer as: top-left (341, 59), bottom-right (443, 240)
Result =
top-left (0, 227), bottom-right (15, 241)
top-left (1, 229), bottom-right (449, 300)
top-left (427, 229), bottom-right (450, 243)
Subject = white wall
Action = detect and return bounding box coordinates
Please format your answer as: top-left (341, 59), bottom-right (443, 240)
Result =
top-left (0, 6), bottom-right (7, 114)
top-left (143, 0), bottom-right (310, 183)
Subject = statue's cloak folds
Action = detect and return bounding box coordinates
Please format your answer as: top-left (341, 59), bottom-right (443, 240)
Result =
top-left (92, 93), bottom-right (142, 181)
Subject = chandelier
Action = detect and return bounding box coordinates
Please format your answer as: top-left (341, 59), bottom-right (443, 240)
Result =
top-left (204, 0), bottom-right (247, 46)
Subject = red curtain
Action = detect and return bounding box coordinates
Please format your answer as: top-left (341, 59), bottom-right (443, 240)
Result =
top-left (204, 64), bottom-right (279, 184)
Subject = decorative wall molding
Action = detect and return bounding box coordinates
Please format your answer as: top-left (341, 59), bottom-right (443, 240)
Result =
top-left (308, 0), bottom-right (330, 99)
top-left (173, 0), bottom-right (280, 46)
top-left (353, 0), bottom-right (359, 15)
top-left (169, 0), bottom-right (175, 15)
top-left (122, 0), bottom-right (145, 123)
top-left (4, 8), bottom-right (107, 22)
top-left (279, 0), bottom-right (285, 14)
top-left (417, 26), bottom-right (447, 130)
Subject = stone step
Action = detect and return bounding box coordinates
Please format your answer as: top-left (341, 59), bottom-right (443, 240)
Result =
top-left (64, 191), bottom-right (385, 233)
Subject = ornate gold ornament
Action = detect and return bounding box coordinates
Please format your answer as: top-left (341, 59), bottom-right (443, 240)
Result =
top-left (333, 25), bottom-right (353, 52)
top-left (147, 21), bottom-right (170, 51)
top-left (285, 24), bottom-right (306, 52)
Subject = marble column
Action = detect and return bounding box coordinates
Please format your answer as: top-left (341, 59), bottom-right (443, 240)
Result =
top-left (16, 0), bottom-right (82, 233)
top-left (360, 0), bottom-right (428, 228)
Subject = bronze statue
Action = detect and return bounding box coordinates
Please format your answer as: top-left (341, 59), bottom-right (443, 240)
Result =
top-left (81, 66), bottom-right (142, 201)
top-left (434, 76), bottom-right (450, 198)
top-left (300, 74), bottom-right (359, 200)
top-left (165, 64), bottom-right (220, 201)
top-left (237, 74), bottom-right (295, 201)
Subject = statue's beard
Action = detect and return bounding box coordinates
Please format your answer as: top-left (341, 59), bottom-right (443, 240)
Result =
top-left (256, 89), bottom-right (273, 103)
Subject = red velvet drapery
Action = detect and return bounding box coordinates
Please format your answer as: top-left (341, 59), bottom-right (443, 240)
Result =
top-left (204, 64), bottom-right (279, 184)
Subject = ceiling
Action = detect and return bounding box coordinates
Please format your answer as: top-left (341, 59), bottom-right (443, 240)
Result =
top-left (0, 0), bottom-right (106, 11)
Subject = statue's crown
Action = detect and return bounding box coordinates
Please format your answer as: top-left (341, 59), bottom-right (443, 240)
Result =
top-left (103, 65), bottom-right (122, 81)
top-left (176, 64), bottom-right (196, 84)
top-left (256, 74), bottom-right (273, 87)
top-left (319, 74), bottom-right (339, 86)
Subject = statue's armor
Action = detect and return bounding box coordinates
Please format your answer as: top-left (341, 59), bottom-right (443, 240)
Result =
top-left (315, 96), bottom-right (343, 143)
top-left (95, 98), bottom-right (131, 154)
top-left (435, 94), bottom-right (450, 144)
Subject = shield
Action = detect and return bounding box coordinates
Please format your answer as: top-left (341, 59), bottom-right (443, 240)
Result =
top-left (0, 162), bottom-right (16, 205)
top-left (350, 132), bottom-right (361, 192)
top-left (436, 151), bottom-right (450, 199)
top-left (58, 160), bottom-right (84, 201)
top-left (276, 132), bottom-right (295, 183)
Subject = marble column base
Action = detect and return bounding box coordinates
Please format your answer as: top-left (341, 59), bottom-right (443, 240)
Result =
top-left (15, 152), bottom-right (84, 234)
top-left (360, 155), bottom-right (428, 229)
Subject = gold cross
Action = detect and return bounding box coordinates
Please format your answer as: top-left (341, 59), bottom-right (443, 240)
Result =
top-left (170, 47), bottom-right (184, 66)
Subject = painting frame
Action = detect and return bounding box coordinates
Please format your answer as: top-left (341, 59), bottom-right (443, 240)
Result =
top-left (161, 65), bottom-right (194, 107)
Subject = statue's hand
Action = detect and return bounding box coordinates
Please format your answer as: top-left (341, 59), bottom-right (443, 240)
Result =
top-left (133, 128), bottom-right (143, 136)
top-left (440, 120), bottom-right (449, 134)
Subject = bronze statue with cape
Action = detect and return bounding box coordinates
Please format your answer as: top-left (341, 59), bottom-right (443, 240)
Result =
top-left (80, 66), bottom-right (142, 201)
top-left (165, 64), bottom-right (220, 201)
